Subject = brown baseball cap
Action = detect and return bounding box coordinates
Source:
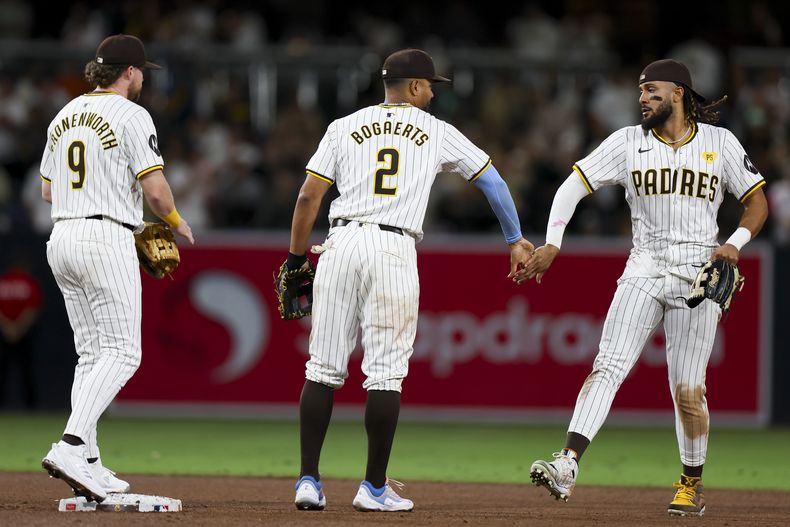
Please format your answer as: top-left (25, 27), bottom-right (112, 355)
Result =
top-left (95, 34), bottom-right (161, 70)
top-left (639, 59), bottom-right (705, 102)
top-left (382, 49), bottom-right (450, 83)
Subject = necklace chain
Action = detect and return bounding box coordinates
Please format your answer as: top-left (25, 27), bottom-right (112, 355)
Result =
top-left (664, 125), bottom-right (691, 144)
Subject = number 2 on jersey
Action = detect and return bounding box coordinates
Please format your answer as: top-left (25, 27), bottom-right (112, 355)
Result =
top-left (374, 148), bottom-right (399, 196)
top-left (67, 141), bottom-right (86, 190)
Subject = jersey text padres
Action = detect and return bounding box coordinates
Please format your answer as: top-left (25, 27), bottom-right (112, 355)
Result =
top-left (573, 122), bottom-right (765, 271)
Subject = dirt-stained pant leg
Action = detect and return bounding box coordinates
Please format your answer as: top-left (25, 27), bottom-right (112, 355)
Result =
top-left (306, 226), bottom-right (362, 388)
top-left (568, 277), bottom-right (664, 440)
top-left (664, 274), bottom-right (719, 467)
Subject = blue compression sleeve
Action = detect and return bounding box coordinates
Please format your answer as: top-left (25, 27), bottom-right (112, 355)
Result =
top-left (472, 164), bottom-right (523, 244)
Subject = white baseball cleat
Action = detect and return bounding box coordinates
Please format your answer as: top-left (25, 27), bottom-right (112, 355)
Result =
top-left (88, 458), bottom-right (131, 493)
top-left (295, 475), bottom-right (326, 510)
top-left (42, 442), bottom-right (107, 503)
top-left (352, 479), bottom-right (414, 512)
top-left (530, 452), bottom-right (579, 502)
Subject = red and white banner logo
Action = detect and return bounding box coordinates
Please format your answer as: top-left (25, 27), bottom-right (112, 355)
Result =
top-left (117, 238), bottom-right (771, 424)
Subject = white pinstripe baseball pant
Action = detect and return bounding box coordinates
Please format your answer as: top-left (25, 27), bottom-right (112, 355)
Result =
top-left (568, 274), bottom-right (720, 466)
top-left (306, 222), bottom-right (419, 392)
top-left (47, 219), bottom-right (142, 458)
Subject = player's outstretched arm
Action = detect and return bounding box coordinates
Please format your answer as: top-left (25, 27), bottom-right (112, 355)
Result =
top-left (139, 169), bottom-right (194, 244)
top-left (471, 163), bottom-right (535, 278)
top-left (517, 172), bottom-right (589, 284)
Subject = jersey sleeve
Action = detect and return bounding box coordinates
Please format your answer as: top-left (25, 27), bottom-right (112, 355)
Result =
top-left (721, 130), bottom-right (766, 202)
top-left (305, 121), bottom-right (337, 184)
top-left (573, 128), bottom-right (629, 192)
top-left (121, 109), bottom-right (165, 179)
top-left (439, 123), bottom-right (491, 182)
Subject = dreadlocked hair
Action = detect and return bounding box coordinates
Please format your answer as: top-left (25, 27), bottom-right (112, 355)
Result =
top-left (682, 86), bottom-right (728, 125)
top-left (84, 61), bottom-right (126, 89)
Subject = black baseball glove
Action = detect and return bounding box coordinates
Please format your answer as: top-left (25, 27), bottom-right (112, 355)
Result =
top-left (274, 258), bottom-right (316, 320)
top-left (686, 259), bottom-right (745, 314)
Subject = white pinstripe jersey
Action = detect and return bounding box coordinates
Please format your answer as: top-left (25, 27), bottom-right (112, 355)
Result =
top-left (40, 92), bottom-right (164, 228)
top-left (305, 103), bottom-right (491, 241)
top-left (574, 122), bottom-right (765, 278)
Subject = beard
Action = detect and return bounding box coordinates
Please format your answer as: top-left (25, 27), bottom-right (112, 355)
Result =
top-left (128, 83), bottom-right (142, 102)
top-left (641, 99), bottom-right (672, 130)
top-left (416, 98), bottom-right (431, 111)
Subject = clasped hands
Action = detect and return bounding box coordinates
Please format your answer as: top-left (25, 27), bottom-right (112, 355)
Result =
top-left (507, 240), bottom-right (560, 285)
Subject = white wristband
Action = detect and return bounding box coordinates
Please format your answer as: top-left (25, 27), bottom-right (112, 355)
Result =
top-left (724, 227), bottom-right (751, 251)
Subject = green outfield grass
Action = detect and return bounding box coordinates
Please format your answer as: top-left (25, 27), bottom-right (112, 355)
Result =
top-left (2, 413), bottom-right (789, 490)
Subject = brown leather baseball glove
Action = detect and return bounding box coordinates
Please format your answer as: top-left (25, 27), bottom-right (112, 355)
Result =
top-left (134, 222), bottom-right (180, 279)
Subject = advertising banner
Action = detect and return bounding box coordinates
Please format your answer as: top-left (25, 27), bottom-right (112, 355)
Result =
top-left (116, 236), bottom-right (771, 424)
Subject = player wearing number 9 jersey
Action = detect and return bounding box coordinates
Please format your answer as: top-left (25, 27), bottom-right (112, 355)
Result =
top-left (287, 48), bottom-right (534, 512)
top-left (39, 35), bottom-right (193, 503)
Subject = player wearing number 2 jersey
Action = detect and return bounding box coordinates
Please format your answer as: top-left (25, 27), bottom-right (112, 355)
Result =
top-left (522, 59), bottom-right (768, 516)
top-left (39, 35), bottom-right (193, 502)
top-left (288, 48), bottom-right (534, 512)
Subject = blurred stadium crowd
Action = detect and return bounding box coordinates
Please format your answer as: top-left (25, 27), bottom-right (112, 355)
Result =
top-left (1, 0), bottom-right (789, 244)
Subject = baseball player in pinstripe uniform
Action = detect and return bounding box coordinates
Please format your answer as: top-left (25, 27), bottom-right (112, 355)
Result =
top-left (520, 59), bottom-right (768, 516)
top-left (39, 35), bottom-right (194, 502)
top-left (289, 48), bottom-right (534, 512)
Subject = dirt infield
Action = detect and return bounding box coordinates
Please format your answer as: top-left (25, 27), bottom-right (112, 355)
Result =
top-left (1, 472), bottom-right (788, 526)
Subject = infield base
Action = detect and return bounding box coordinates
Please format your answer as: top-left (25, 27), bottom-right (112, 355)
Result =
top-left (58, 493), bottom-right (182, 512)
